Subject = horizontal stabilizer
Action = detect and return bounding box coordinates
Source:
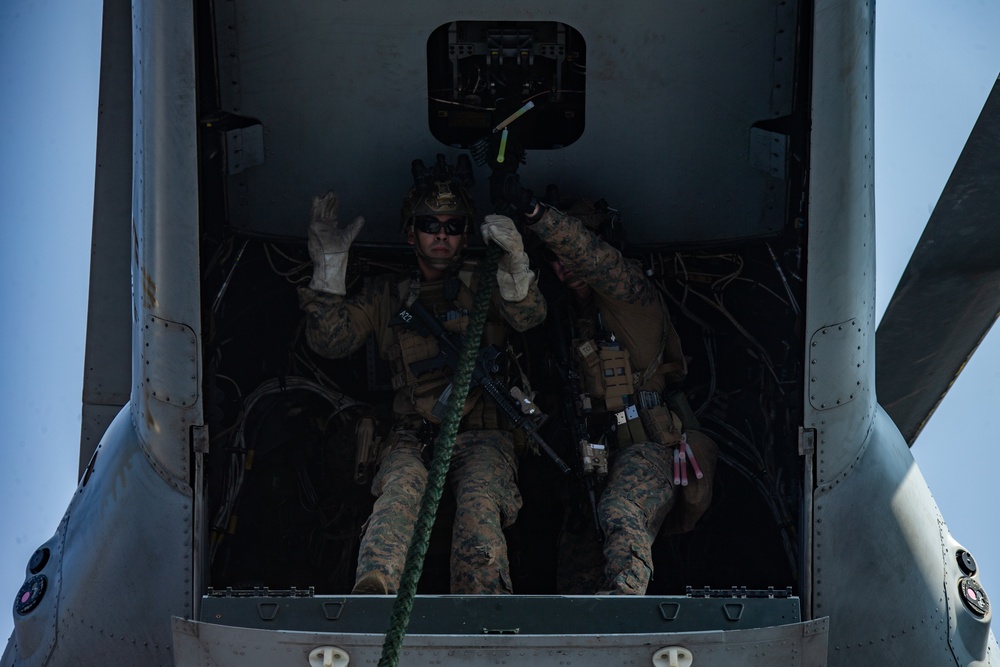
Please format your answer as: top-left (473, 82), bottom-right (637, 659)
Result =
top-left (876, 74), bottom-right (1000, 445)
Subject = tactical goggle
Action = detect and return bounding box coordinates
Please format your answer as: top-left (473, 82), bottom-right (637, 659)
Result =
top-left (414, 215), bottom-right (468, 236)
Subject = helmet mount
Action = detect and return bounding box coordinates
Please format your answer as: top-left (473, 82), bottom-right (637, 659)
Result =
top-left (401, 154), bottom-right (476, 231)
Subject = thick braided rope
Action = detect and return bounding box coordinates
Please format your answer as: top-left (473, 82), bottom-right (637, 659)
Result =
top-left (378, 245), bottom-right (502, 667)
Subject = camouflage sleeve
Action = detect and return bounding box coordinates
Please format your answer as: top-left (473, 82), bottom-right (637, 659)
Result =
top-left (297, 277), bottom-right (390, 359)
top-left (493, 274), bottom-right (547, 332)
top-left (530, 206), bottom-right (659, 306)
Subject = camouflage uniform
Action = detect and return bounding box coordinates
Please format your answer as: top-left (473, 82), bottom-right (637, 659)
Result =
top-left (298, 262), bottom-right (545, 594)
top-left (529, 205), bottom-right (713, 594)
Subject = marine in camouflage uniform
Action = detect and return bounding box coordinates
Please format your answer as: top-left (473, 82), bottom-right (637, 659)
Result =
top-left (503, 182), bottom-right (717, 595)
top-left (298, 157), bottom-right (545, 595)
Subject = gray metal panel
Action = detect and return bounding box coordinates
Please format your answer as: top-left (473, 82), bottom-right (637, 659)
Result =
top-left (130, 0), bottom-right (204, 483)
top-left (79, 402), bottom-right (124, 473)
top-left (804, 0), bottom-right (878, 486)
top-left (812, 408), bottom-right (996, 665)
top-left (80, 0), bottom-right (133, 477)
top-left (173, 615), bottom-right (830, 667)
top-left (219, 0), bottom-right (796, 244)
top-left (144, 315), bottom-right (200, 408)
top-left (808, 319), bottom-right (866, 411)
top-left (805, 5), bottom-right (998, 662)
top-left (876, 76), bottom-right (1000, 446)
top-left (200, 594), bottom-right (802, 634)
top-left (6, 409), bottom-right (193, 667)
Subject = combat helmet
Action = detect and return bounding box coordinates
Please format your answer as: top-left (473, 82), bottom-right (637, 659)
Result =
top-left (401, 154), bottom-right (476, 231)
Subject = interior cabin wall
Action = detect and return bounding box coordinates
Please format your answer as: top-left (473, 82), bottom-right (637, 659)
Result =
top-left (210, 0), bottom-right (798, 245)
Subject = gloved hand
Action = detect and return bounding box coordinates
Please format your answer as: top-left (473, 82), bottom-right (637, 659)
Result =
top-left (490, 172), bottom-right (539, 218)
top-left (481, 214), bottom-right (534, 301)
top-left (307, 191), bottom-right (365, 295)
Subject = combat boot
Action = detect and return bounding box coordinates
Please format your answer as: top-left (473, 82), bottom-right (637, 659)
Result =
top-left (352, 570), bottom-right (392, 595)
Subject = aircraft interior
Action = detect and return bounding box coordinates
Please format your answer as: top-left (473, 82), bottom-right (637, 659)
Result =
top-left (193, 3), bottom-right (810, 599)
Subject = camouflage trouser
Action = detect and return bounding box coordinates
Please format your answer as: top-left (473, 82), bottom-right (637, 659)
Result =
top-left (354, 428), bottom-right (521, 594)
top-left (556, 517), bottom-right (606, 594)
top-left (598, 440), bottom-right (675, 594)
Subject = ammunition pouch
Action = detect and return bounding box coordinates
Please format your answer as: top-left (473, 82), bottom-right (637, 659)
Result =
top-left (639, 404), bottom-right (682, 448)
top-left (603, 390), bottom-right (683, 450)
top-left (575, 339), bottom-right (636, 412)
top-left (600, 347), bottom-right (634, 412)
top-left (610, 405), bottom-right (647, 448)
top-left (460, 397), bottom-right (502, 431)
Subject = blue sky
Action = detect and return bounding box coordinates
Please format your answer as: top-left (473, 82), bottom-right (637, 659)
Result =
top-left (0, 0), bottom-right (101, 645)
top-left (873, 0), bottom-right (1000, 604)
top-left (1, 0), bottom-right (998, 647)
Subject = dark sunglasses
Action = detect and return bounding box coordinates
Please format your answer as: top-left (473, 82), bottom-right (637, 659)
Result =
top-left (414, 215), bottom-right (468, 236)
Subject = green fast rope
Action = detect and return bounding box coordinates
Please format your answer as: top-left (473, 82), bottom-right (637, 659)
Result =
top-left (378, 245), bottom-right (502, 667)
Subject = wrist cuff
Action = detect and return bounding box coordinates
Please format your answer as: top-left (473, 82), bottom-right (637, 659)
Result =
top-left (525, 200), bottom-right (545, 223)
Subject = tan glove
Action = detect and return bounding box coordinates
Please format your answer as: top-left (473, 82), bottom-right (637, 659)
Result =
top-left (307, 191), bottom-right (365, 295)
top-left (481, 214), bottom-right (533, 301)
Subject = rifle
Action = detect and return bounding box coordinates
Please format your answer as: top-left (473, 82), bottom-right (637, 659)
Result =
top-left (390, 299), bottom-right (571, 475)
top-left (543, 291), bottom-right (607, 542)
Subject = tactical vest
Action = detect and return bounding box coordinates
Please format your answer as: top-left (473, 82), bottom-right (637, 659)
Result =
top-left (389, 263), bottom-right (506, 427)
top-left (571, 293), bottom-right (687, 447)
